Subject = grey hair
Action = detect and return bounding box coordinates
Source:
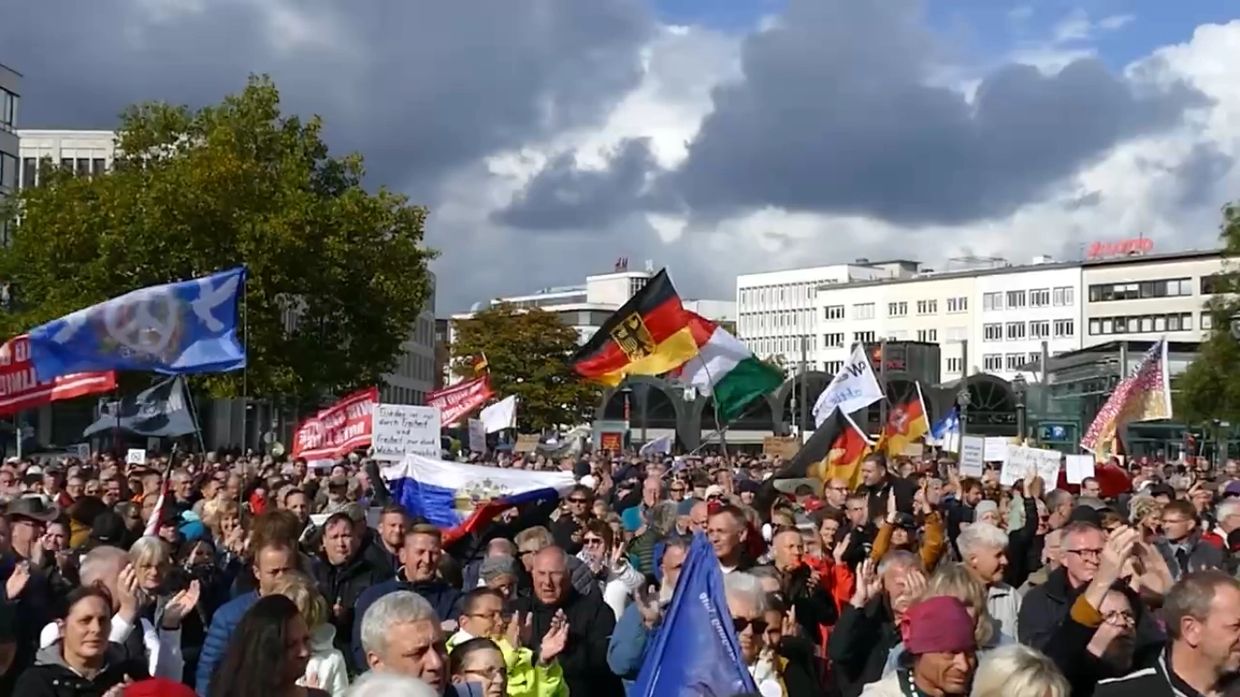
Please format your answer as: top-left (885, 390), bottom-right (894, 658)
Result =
top-left (360, 591), bottom-right (438, 657)
top-left (1216, 497), bottom-right (1240, 523)
top-left (877, 549), bottom-right (920, 576)
top-left (80, 546), bottom-right (128, 586)
top-left (128, 536), bottom-right (170, 567)
top-left (650, 502), bottom-right (679, 536)
top-left (1164, 570), bottom-right (1240, 640)
top-left (346, 671), bottom-right (439, 697)
top-left (972, 644), bottom-right (1068, 697)
top-left (486, 537), bottom-right (516, 557)
top-left (957, 523), bottom-right (1008, 557)
top-left (1127, 495), bottom-right (1161, 525)
top-left (479, 554), bottom-right (517, 581)
top-left (723, 571), bottom-right (770, 613)
top-left (661, 536), bottom-right (691, 560)
top-left (1045, 489), bottom-right (1073, 510)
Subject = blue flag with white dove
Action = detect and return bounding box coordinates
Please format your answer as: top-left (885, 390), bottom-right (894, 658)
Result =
top-left (633, 533), bottom-right (757, 697)
top-left (27, 267), bottom-right (246, 382)
top-left (928, 406), bottom-right (961, 451)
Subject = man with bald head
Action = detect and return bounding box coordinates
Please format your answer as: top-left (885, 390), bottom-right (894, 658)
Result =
top-left (514, 546), bottom-right (623, 697)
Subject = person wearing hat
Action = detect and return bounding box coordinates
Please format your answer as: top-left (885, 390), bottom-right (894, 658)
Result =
top-left (859, 596), bottom-right (978, 697)
top-left (0, 497), bottom-right (60, 692)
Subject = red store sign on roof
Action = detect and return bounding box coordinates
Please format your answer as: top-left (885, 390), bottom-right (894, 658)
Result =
top-left (1087, 238), bottom-right (1154, 259)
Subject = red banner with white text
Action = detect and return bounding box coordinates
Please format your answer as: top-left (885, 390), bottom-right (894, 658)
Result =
top-left (0, 335), bottom-right (117, 417)
top-left (426, 376), bottom-right (495, 427)
top-left (292, 387), bottom-right (379, 462)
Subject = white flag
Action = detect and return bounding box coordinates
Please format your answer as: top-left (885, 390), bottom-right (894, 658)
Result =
top-left (479, 395), bottom-right (517, 433)
top-left (639, 434), bottom-right (673, 457)
top-left (812, 343), bottom-right (884, 426)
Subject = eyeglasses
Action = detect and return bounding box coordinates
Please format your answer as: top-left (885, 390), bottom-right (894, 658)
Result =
top-left (461, 666), bottom-right (506, 681)
top-left (1066, 548), bottom-right (1103, 560)
top-left (518, 549), bottom-right (539, 557)
top-left (670, 487), bottom-right (686, 493)
top-left (1161, 517), bottom-right (1192, 526)
top-left (1102, 610), bottom-right (1136, 625)
top-left (583, 537), bottom-right (605, 546)
top-left (568, 498), bottom-right (590, 504)
top-left (732, 616), bottom-right (768, 635)
top-left (466, 610), bottom-right (504, 621)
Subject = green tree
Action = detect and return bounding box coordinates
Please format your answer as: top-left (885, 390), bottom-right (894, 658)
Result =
top-left (1175, 200), bottom-right (1240, 424)
top-left (450, 304), bottom-right (600, 431)
top-left (0, 75), bottom-right (435, 404)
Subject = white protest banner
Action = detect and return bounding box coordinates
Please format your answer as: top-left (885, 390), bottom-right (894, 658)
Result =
top-left (812, 343), bottom-right (884, 426)
top-left (1030, 448), bottom-right (1063, 484)
top-left (126, 448), bottom-right (147, 465)
top-left (1065, 454), bottom-right (1096, 485)
top-left (373, 404), bottom-right (441, 461)
top-left (468, 418), bottom-right (487, 454)
top-left (983, 437), bottom-right (1010, 462)
top-left (959, 436), bottom-right (985, 477)
top-left (480, 395), bottom-right (517, 433)
top-left (1000, 444), bottom-right (1029, 487)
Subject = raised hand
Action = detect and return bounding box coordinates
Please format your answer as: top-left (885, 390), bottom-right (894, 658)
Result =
top-left (5, 561), bottom-right (30, 600)
top-left (162, 580), bottom-right (201, 629)
top-left (116, 563), bottom-right (140, 621)
top-left (851, 559), bottom-right (880, 608)
top-left (539, 610), bottom-right (570, 664)
top-left (780, 605), bottom-right (798, 641)
top-left (635, 585), bottom-right (663, 629)
top-left (833, 533), bottom-right (852, 564)
top-left (1098, 526), bottom-right (1139, 585)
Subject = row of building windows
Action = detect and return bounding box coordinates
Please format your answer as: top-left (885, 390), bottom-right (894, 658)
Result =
top-left (19, 156), bottom-right (108, 188)
top-left (1088, 312), bottom-right (1194, 335)
top-left (946, 357), bottom-right (963, 374)
top-left (738, 282), bottom-right (819, 310)
top-left (1088, 278), bottom-right (1193, 302)
top-left (982, 319), bottom-right (1075, 341)
top-left (981, 286), bottom-right (1075, 311)
top-left (750, 335), bottom-right (813, 358)
top-left (381, 385), bottom-right (427, 406)
top-left (738, 309), bottom-right (814, 336)
top-left (982, 352), bottom-right (1043, 372)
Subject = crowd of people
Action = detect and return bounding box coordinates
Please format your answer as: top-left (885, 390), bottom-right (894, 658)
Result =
top-left (1, 445), bottom-right (1240, 697)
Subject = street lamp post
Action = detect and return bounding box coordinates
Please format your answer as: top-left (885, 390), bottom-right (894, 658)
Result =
top-left (1012, 374), bottom-right (1027, 442)
top-left (957, 385), bottom-right (972, 441)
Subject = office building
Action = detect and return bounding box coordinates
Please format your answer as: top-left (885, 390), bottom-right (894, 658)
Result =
top-left (1082, 249), bottom-right (1224, 344)
top-left (381, 272), bottom-right (439, 405)
top-left (974, 260), bottom-right (1082, 379)
top-left (17, 129), bottom-right (116, 187)
top-left (0, 64), bottom-right (20, 245)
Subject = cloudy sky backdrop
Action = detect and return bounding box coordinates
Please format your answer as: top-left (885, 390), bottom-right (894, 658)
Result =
top-left (3, 0), bottom-right (1238, 311)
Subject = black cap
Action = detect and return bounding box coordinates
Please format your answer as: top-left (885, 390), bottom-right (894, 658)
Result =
top-left (91, 510), bottom-right (127, 544)
top-left (1068, 505), bottom-right (1102, 526)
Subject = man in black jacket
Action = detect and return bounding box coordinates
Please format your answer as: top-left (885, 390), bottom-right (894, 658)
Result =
top-left (314, 512), bottom-right (384, 656)
top-left (514, 546), bottom-right (622, 697)
top-left (828, 551), bottom-right (920, 697)
top-left (1097, 570), bottom-right (1240, 697)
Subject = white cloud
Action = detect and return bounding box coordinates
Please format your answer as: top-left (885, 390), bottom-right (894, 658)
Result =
top-left (1053, 8), bottom-right (1093, 43)
top-left (1098, 14), bottom-right (1135, 32)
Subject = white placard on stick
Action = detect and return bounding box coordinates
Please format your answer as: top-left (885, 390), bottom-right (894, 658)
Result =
top-left (1030, 447), bottom-right (1063, 485)
top-left (72, 443), bottom-right (91, 461)
top-left (1000, 444), bottom-right (1029, 486)
top-left (959, 436), bottom-right (985, 477)
top-left (983, 437), bottom-right (1010, 462)
top-left (373, 404), bottom-right (441, 461)
top-left (468, 419), bottom-right (487, 454)
top-left (1065, 455), bottom-right (1096, 485)
top-left (126, 448), bottom-right (147, 466)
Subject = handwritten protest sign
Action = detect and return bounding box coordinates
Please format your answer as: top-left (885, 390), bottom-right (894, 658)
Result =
top-left (373, 404), bottom-right (441, 461)
top-left (959, 436), bottom-right (985, 477)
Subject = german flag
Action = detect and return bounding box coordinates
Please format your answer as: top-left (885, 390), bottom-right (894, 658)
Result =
top-left (878, 382), bottom-right (929, 458)
top-left (571, 269), bottom-right (702, 387)
top-left (812, 411), bottom-right (875, 489)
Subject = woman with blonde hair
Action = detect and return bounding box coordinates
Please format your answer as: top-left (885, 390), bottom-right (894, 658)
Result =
top-left (972, 644), bottom-right (1068, 697)
top-left (882, 562), bottom-right (1013, 676)
top-left (269, 571), bottom-right (350, 696)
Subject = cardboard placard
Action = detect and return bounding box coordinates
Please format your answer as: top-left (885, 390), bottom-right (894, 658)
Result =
top-left (1001, 444), bottom-right (1062, 486)
top-left (514, 434), bottom-right (540, 453)
top-left (983, 437), bottom-right (1011, 462)
top-left (372, 404), bottom-right (441, 461)
top-left (468, 419), bottom-right (487, 454)
top-left (762, 436), bottom-right (800, 460)
top-left (901, 442), bottom-right (925, 458)
top-left (1065, 454), bottom-right (1096, 485)
top-left (72, 443), bottom-right (91, 461)
top-left (126, 448), bottom-right (147, 465)
top-left (959, 436), bottom-right (985, 477)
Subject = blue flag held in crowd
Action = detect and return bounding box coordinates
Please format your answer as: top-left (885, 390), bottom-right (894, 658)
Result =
top-left (27, 267), bottom-right (247, 382)
top-left (632, 533), bottom-right (757, 697)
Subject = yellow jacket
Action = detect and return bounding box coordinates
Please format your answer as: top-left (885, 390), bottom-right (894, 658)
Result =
top-left (447, 632), bottom-right (568, 697)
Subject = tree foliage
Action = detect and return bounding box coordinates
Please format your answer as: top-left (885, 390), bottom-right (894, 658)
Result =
top-left (0, 75), bottom-right (435, 404)
top-left (450, 304), bottom-right (600, 431)
top-left (1175, 200), bottom-right (1240, 425)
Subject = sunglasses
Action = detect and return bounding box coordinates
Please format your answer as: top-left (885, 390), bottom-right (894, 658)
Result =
top-left (733, 617), bottom-right (768, 635)
top-left (568, 498), bottom-right (590, 504)
top-left (583, 537), bottom-right (605, 546)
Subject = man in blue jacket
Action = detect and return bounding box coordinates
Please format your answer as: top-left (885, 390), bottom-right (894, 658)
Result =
top-left (195, 539), bottom-right (297, 695)
top-left (607, 537), bottom-right (689, 691)
top-left (352, 524), bottom-right (463, 672)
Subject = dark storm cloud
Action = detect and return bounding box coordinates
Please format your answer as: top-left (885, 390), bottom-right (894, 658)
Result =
top-left (1173, 143), bottom-right (1233, 208)
top-left (492, 137), bottom-right (659, 230)
top-left (1, 0), bottom-right (653, 195)
top-left (499, 0), bottom-right (1202, 228)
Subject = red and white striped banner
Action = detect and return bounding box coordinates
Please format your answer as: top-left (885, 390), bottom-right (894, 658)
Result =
top-left (0, 335), bottom-right (116, 417)
top-left (426, 375), bottom-right (494, 427)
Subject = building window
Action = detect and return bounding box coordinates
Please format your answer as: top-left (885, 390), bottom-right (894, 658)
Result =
top-left (1006, 354), bottom-right (1025, 370)
top-left (853, 303), bottom-right (875, 320)
top-left (825, 360), bottom-right (844, 374)
top-left (823, 332), bottom-right (845, 348)
top-left (1089, 278), bottom-right (1193, 301)
top-left (916, 299), bottom-right (937, 315)
top-left (1088, 312), bottom-right (1194, 335)
top-left (983, 292), bottom-right (1002, 311)
top-left (1006, 322), bottom-right (1026, 340)
top-left (983, 323), bottom-right (1002, 341)
top-left (824, 305), bottom-right (844, 320)
top-left (1030, 289), bottom-right (1050, 307)
top-left (0, 153), bottom-right (15, 191)
top-left (888, 301), bottom-right (908, 317)
top-left (92, 158), bottom-right (106, 175)
top-left (0, 87), bottom-right (16, 132)
top-left (917, 329), bottom-right (937, 342)
top-left (946, 296), bottom-right (968, 313)
top-left (1202, 312), bottom-right (1214, 331)
top-left (60, 157), bottom-right (72, 171)
top-left (946, 357), bottom-right (963, 373)
top-left (1029, 320), bottom-right (1050, 338)
top-left (20, 157), bottom-right (35, 188)
top-left (983, 354), bottom-right (1003, 371)
top-left (1202, 275), bottom-right (1225, 295)
top-left (854, 330), bottom-right (876, 343)
top-left (1053, 319), bottom-right (1074, 338)
top-left (1053, 286), bottom-right (1074, 306)
top-left (1006, 290), bottom-right (1027, 309)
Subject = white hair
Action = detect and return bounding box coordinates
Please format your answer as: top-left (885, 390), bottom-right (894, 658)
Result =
top-left (360, 591), bottom-right (438, 657)
top-left (723, 571), bottom-right (769, 613)
top-left (347, 671), bottom-right (439, 697)
top-left (877, 549), bottom-right (920, 576)
top-left (1217, 497), bottom-right (1240, 523)
top-left (128, 536), bottom-right (169, 566)
top-left (79, 546), bottom-right (127, 586)
top-left (957, 523), bottom-right (1009, 557)
top-left (972, 644), bottom-right (1068, 697)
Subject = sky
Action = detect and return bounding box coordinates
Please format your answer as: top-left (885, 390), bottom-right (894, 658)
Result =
top-left (2, 0), bottom-right (1238, 312)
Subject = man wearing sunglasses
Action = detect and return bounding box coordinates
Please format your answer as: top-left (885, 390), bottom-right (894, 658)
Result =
top-left (724, 571), bottom-right (782, 696)
top-left (552, 485), bottom-right (594, 555)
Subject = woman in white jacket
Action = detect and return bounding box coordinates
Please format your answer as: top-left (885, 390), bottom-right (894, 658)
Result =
top-left (576, 519), bottom-right (644, 619)
top-left (270, 571), bottom-right (350, 697)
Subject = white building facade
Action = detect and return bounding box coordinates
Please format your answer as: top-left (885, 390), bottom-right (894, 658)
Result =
top-left (1082, 250), bottom-right (1224, 345)
top-left (973, 261), bottom-right (1083, 379)
top-left (0, 64), bottom-right (20, 245)
top-left (17, 129), bottom-right (117, 187)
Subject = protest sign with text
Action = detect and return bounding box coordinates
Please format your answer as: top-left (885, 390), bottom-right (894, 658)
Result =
top-left (812, 343), bottom-right (884, 426)
top-left (0, 335), bottom-right (116, 418)
top-left (373, 404), bottom-right (441, 461)
top-left (426, 375), bottom-right (495, 427)
top-left (291, 387), bottom-right (379, 462)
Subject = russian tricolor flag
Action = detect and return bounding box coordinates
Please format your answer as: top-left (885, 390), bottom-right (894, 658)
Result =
top-left (381, 455), bottom-right (577, 542)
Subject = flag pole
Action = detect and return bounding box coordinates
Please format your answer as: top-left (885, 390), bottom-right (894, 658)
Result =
top-left (241, 265), bottom-right (249, 454)
top-left (182, 376), bottom-right (208, 454)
